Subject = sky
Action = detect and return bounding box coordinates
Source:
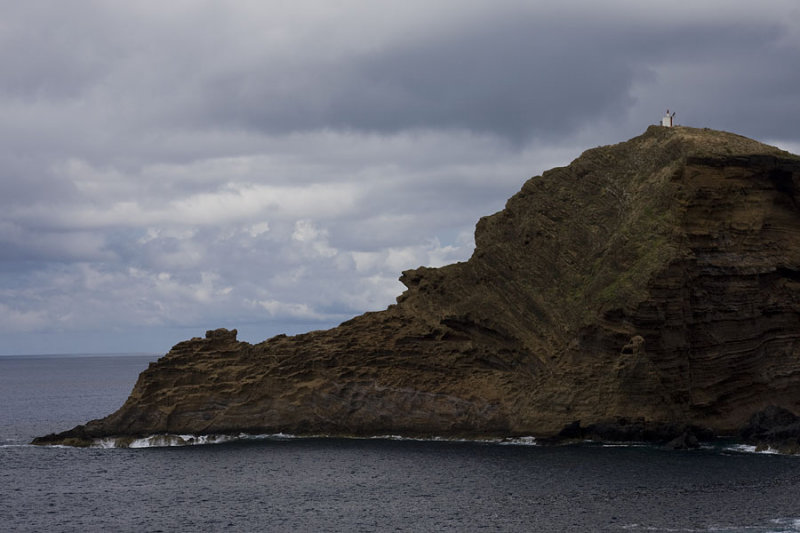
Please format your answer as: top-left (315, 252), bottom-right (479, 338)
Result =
top-left (2, 0), bottom-right (799, 355)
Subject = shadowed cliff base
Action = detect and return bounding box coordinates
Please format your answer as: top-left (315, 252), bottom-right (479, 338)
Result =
top-left (34, 126), bottom-right (800, 449)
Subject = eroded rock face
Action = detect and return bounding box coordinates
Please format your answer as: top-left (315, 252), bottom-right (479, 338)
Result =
top-left (34, 126), bottom-right (800, 446)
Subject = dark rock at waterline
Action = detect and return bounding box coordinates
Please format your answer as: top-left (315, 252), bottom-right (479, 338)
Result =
top-left (664, 431), bottom-right (700, 450)
top-left (33, 126), bottom-right (800, 448)
top-left (555, 420), bottom-right (584, 440)
top-left (32, 426), bottom-right (95, 447)
top-left (542, 418), bottom-right (712, 449)
top-left (739, 406), bottom-right (800, 453)
top-left (740, 405), bottom-right (800, 440)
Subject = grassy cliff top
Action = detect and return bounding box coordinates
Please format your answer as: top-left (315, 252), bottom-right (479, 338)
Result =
top-left (632, 125), bottom-right (796, 159)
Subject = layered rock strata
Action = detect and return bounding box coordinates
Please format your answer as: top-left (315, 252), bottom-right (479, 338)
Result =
top-left (35, 126), bottom-right (800, 447)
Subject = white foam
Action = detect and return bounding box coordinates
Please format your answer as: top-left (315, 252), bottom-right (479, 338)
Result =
top-left (85, 432), bottom-right (538, 448)
top-left (723, 444), bottom-right (782, 455)
top-left (497, 436), bottom-right (538, 446)
top-left (621, 518), bottom-right (800, 532)
top-left (369, 434), bottom-right (537, 446)
top-left (767, 517), bottom-right (800, 533)
top-left (90, 433), bottom-right (284, 448)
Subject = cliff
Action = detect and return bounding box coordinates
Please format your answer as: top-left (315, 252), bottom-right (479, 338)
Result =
top-left (35, 126), bottom-right (800, 447)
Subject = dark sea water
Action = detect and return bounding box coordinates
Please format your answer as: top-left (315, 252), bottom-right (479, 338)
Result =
top-left (2, 355), bottom-right (800, 532)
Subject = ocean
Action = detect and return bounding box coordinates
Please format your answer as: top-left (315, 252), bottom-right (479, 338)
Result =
top-left (2, 354), bottom-right (800, 532)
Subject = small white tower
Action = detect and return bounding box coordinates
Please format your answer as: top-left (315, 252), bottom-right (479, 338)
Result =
top-left (661, 109), bottom-right (676, 127)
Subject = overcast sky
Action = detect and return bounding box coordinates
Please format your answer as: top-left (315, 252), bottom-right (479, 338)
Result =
top-left (2, 1), bottom-right (799, 355)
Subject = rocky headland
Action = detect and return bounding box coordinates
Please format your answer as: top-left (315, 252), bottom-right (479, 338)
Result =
top-left (34, 126), bottom-right (800, 450)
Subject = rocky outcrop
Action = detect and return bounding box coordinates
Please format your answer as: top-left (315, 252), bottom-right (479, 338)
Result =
top-left (542, 417), bottom-right (715, 449)
top-left (33, 126), bottom-right (800, 447)
top-left (740, 406), bottom-right (800, 453)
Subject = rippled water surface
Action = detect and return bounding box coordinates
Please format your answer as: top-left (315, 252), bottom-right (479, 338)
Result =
top-left (2, 355), bottom-right (800, 532)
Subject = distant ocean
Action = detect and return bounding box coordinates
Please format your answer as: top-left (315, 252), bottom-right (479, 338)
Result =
top-left (2, 354), bottom-right (800, 532)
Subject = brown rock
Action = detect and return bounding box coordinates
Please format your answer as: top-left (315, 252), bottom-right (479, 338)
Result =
top-left (34, 126), bottom-right (800, 446)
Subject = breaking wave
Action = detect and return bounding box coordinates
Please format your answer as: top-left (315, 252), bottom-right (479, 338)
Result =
top-left (721, 443), bottom-right (783, 455)
top-left (621, 517), bottom-right (800, 532)
top-left (91, 433), bottom-right (297, 448)
top-left (88, 433), bottom-right (539, 448)
top-left (371, 434), bottom-right (538, 446)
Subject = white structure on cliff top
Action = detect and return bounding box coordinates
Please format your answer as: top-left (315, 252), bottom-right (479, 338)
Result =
top-left (662, 110), bottom-right (676, 127)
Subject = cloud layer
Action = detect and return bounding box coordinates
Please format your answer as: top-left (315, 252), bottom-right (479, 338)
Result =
top-left (1, 1), bottom-right (799, 354)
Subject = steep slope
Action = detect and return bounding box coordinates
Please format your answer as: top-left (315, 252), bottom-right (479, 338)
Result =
top-left (35, 126), bottom-right (800, 446)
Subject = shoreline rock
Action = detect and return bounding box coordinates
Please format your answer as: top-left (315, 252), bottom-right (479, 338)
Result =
top-left (739, 406), bottom-right (800, 454)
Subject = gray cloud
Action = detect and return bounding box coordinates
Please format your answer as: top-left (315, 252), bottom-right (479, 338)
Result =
top-left (167, 16), bottom-right (800, 143)
top-left (1, 1), bottom-right (799, 354)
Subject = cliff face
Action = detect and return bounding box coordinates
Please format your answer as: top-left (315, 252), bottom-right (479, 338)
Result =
top-left (35, 126), bottom-right (800, 446)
